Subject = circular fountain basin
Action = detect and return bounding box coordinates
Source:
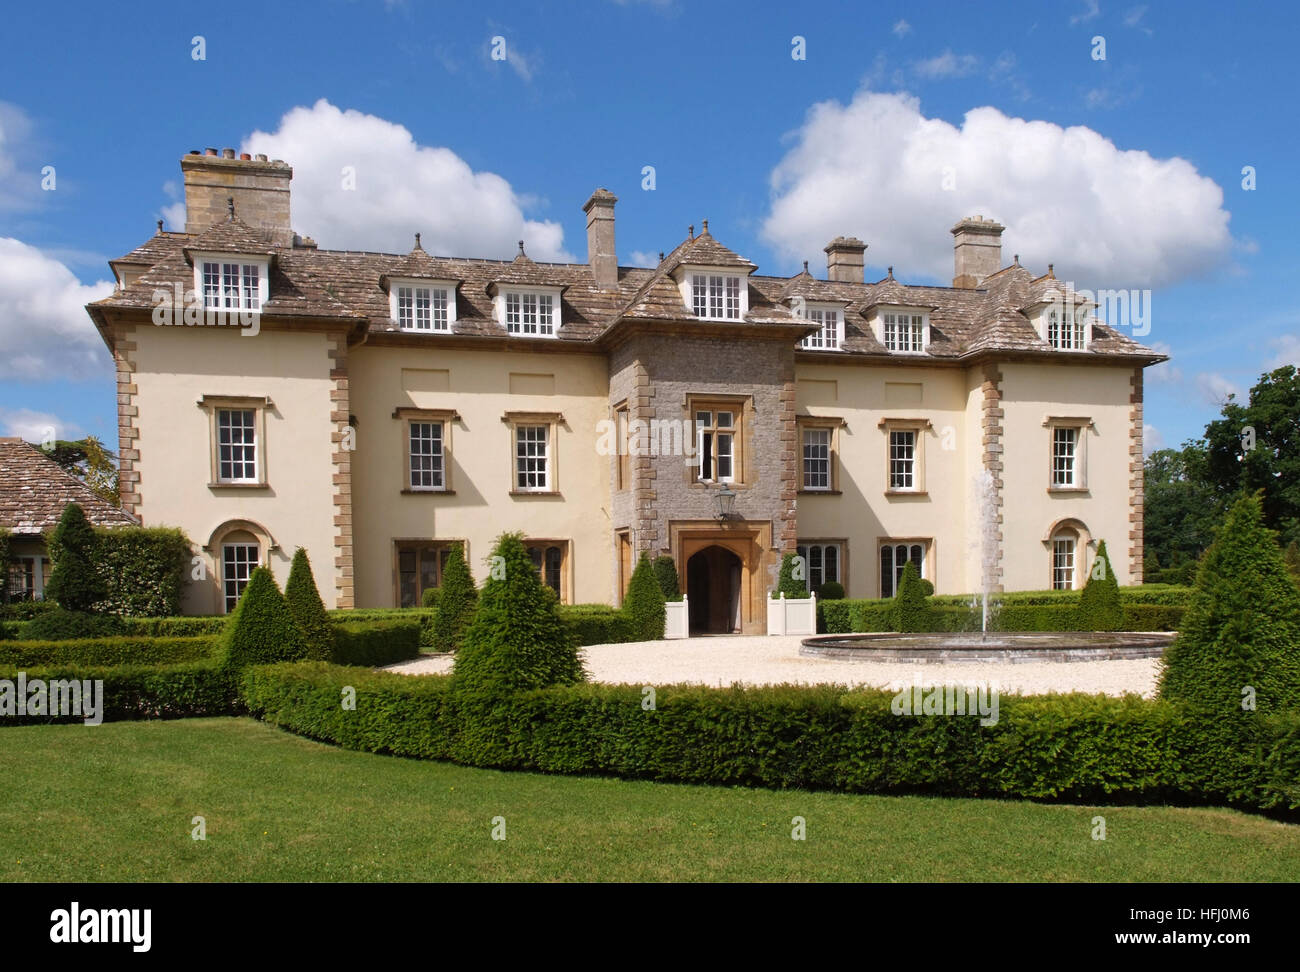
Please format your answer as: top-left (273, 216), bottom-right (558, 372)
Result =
top-left (800, 631), bottom-right (1175, 664)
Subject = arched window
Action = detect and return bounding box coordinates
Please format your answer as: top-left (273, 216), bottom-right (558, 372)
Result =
top-left (220, 529), bottom-right (261, 612)
top-left (525, 540), bottom-right (567, 599)
top-left (1051, 528), bottom-right (1079, 590)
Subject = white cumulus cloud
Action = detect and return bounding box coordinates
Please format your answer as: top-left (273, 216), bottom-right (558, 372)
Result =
top-left (762, 90), bottom-right (1233, 288)
top-left (1195, 372), bottom-right (1241, 406)
top-left (1143, 423), bottom-right (1164, 456)
top-left (0, 406), bottom-right (83, 442)
top-left (239, 99), bottom-right (572, 260)
top-left (0, 238), bottom-right (113, 380)
top-left (1267, 334), bottom-right (1300, 370)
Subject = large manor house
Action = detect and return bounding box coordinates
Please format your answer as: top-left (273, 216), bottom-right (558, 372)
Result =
top-left (84, 148), bottom-right (1163, 633)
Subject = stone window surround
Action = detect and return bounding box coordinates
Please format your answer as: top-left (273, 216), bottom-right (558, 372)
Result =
top-left (1043, 415), bottom-right (1094, 493)
top-left (198, 394), bottom-right (273, 489)
top-left (502, 410), bottom-right (564, 496)
top-left (1042, 517), bottom-right (1094, 591)
top-left (524, 537), bottom-right (572, 604)
top-left (392, 538), bottom-right (468, 608)
top-left (878, 537), bottom-right (934, 598)
top-left (393, 406), bottom-right (460, 494)
top-left (796, 538), bottom-right (849, 591)
top-left (796, 415), bottom-right (847, 494)
top-left (387, 277), bottom-right (458, 332)
top-left (684, 393), bottom-right (751, 489)
top-left (878, 416), bottom-right (932, 496)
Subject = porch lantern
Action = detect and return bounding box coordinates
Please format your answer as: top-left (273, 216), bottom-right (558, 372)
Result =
top-left (715, 483), bottom-right (737, 521)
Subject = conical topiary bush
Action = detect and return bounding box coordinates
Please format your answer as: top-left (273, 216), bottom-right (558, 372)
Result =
top-left (1077, 539), bottom-right (1123, 631)
top-left (218, 566), bottom-right (308, 672)
top-left (624, 552), bottom-right (666, 640)
top-left (45, 503), bottom-right (106, 612)
top-left (889, 560), bottom-right (931, 633)
top-left (432, 543), bottom-right (478, 652)
top-left (284, 547), bottom-right (334, 660)
top-left (451, 532), bottom-right (585, 702)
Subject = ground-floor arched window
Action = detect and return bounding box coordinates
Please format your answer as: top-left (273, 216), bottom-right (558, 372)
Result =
top-left (220, 530), bottom-right (261, 612)
top-left (1051, 529), bottom-right (1078, 590)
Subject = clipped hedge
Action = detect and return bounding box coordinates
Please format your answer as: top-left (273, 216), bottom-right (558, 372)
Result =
top-left (328, 608), bottom-right (437, 648)
top-left (119, 616), bottom-right (227, 637)
top-left (0, 635), bottom-right (215, 668)
top-left (0, 660), bottom-right (240, 725)
top-left (331, 620), bottom-right (422, 667)
top-left (240, 662), bottom-right (1299, 811)
top-left (558, 605), bottom-right (636, 646)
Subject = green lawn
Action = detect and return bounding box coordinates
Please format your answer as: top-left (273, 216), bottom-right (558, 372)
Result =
top-left (1, 718), bottom-right (1296, 882)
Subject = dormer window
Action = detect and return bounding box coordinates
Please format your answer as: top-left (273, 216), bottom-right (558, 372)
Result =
top-left (388, 278), bottom-right (456, 332)
top-left (491, 288), bottom-right (561, 338)
top-left (690, 273), bottom-right (742, 320)
top-left (798, 305), bottom-right (844, 350)
top-left (194, 253), bottom-right (269, 312)
top-left (1046, 305), bottom-right (1089, 350)
top-left (868, 306), bottom-right (931, 354)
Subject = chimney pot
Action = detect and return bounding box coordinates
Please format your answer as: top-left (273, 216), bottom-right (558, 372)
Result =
top-left (582, 188), bottom-right (619, 289)
top-left (205, 147), bottom-right (217, 156)
top-left (222, 148), bottom-right (235, 159)
top-left (950, 216), bottom-right (1005, 288)
top-left (240, 152), bottom-right (251, 161)
top-left (255, 154), bottom-right (268, 162)
top-left (823, 235), bottom-right (868, 284)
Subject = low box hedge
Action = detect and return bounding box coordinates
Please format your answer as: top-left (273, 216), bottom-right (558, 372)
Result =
top-left (0, 660), bottom-right (240, 725)
top-left (557, 605), bottom-right (636, 646)
top-left (119, 616), bottom-right (227, 637)
top-left (240, 662), bottom-right (1299, 811)
top-left (0, 635), bottom-right (215, 668)
top-left (328, 608), bottom-right (437, 648)
top-left (331, 620), bottom-right (422, 667)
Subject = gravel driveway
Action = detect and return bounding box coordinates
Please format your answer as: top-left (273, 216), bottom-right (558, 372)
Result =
top-left (387, 635), bottom-right (1160, 698)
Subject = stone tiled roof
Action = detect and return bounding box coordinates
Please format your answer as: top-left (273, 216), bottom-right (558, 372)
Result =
top-left (0, 439), bottom-right (137, 537)
top-left (90, 224), bottom-right (1164, 363)
top-left (183, 214), bottom-right (280, 258)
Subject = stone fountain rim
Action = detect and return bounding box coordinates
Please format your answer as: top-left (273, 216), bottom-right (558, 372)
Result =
top-left (800, 630), bottom-right (1176, 664)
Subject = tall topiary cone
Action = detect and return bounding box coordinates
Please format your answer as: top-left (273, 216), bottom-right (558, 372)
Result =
top-left (284, 547), bottom-right (333, 660)
top-left (218, 566), bottom-right (308, 672)
top-left (45, 503), bottom-right (107, 612)
top-left (1077, 540), bottom-right (1123, 631)
top-left (890, 560), bottom-right (931, 633)
top-left (432, 543), bottom-right (478, 652)
top-left (451, 532), bottom-right (585, 701)
top-left (624, 552), bottom-right (666, 640)
top-left (772, 551), bottom-right (808, 599)
top-left (652, 555), bottom-right (681, 601)
top-left (1160, 493), bottom-right (1300, 716)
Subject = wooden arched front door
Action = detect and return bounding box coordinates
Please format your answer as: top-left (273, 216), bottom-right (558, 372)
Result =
top-left (686, 545), bottom-right (743, 634)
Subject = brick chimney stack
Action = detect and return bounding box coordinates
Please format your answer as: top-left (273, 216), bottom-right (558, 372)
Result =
top-left (583, 188), bottom-right (618, 289)
top-left (181, 148), bottom-right (294, 246)
top-left (824, 236), bottom-right (867, 283)
top-left (951, 215), bottom-right (1005, 288)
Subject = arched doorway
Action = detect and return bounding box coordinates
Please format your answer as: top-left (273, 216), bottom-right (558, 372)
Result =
top-left (687, 545), bottom-right (742, 634)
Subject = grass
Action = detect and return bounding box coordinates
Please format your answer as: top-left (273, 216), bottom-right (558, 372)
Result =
top-left (2, 717), bottom-right (1297, 882)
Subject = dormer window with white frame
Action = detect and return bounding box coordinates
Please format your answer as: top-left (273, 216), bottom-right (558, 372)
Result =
top-left (193, 252), bottom-right (269, 312)
top-left (677, 267), bottom-right (749, 321)
top-left (494, 287), bottom-right (562, 338)
top-left (1044, 303), bottom-right (1090, 351)
top-left (389, 278), bottom-right (456, 332)
top-left (797, 303), bottom-right (844, 351)
top-left (870, 306), bottom-right (930, 354)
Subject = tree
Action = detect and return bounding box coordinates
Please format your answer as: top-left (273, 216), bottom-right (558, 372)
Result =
top-left (1077, 540), bottom-right (1123, 631)
top-left (889, 560), bottom-right (931, 632)
top-left (451, 533), bottom-right (585, 700)
top-left (44, 503), bottom-right (106, 612)
top-left (284, 547), bottom-right (333, 660)
top-left (652, 555), bottom-right (681, 601)
top-left (217, 566), bottom-right (308, 672)
top-left (1159, 493), bottom-right (1300, 716)
top-left (624, 552), bottom-right (667, 641)
top-left (42, 437), bottom-right (120, 507)
top-left (1142, 446), bottom-right (1220, 576)
top-left (772, 552), bottom-right (808, 599)
top-left (431, 543), bottom-right (478, 652)
top-left (1197, 365), bottom-right (1300, 548)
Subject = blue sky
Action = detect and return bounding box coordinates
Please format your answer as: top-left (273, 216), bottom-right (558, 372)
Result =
top-left (1, 0), bottom-right (1296, 456)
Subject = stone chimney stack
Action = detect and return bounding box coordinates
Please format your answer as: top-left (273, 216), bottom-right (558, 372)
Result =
top-left (950, 215), bottom-right (1005, 288)
top-left (583, 188), bottom-right (618, 289)
top-left (181, 148), bottom-right (294, 246)
top-left (824, 236), bottom-right (867, 283)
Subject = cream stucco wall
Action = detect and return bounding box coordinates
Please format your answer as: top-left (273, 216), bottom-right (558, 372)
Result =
top-left (794, 361), bottom-right (972, 598)
top-left (128, 323), bottom-right (339, 612)
top-left (348, 344), bottom-right (613, 607)
top-left (998, 361), bottom-right (1136, 589)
